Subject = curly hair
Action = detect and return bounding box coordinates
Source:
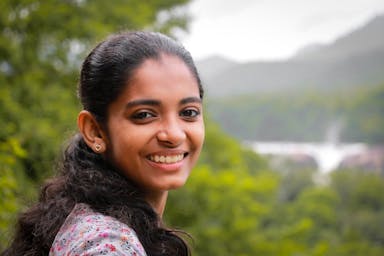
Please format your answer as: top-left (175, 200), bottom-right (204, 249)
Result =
top-left (2, 31), bottom-right (203, 256)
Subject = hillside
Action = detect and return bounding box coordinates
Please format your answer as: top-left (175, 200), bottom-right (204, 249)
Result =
top-left (197, 14), bottom-right (384, 97)
top-left (295, 15), bottom-right (384, 61)
top-left (197, 15), bottom-right (384, 143)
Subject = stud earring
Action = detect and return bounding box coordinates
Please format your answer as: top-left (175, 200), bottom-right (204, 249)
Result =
top-left (94, 144), bottom-right (102, 152)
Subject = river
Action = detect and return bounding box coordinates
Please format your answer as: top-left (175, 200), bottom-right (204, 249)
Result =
top-left (245, 141), bottom-right (368, 173)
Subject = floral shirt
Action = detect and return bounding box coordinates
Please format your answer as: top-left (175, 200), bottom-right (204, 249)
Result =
top-left (49, 203), bottom-right (147, 256)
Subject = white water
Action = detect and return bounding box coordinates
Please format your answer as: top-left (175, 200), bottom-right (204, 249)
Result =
top-left (246, 141), bottom-right (367, 173)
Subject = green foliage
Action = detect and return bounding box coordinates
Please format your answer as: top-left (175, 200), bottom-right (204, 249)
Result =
top-left (342, 85), bottom-right (384, 143)
top-left (331, 170), bottom-right (384, 244)
top-left (199, 118), bottom-right (268, 172)
top-left (0, 138), bottom-right (31, 249)
top-left (207, 84), bottom-right (384, 143)
top-left (166, 123), bottom-right (384, 255)
top-left (167, 162), bottom-right (278, 255)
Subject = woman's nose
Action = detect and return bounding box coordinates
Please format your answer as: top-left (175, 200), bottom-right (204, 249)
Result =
top-left (156, 118), bottom-right (186, 146)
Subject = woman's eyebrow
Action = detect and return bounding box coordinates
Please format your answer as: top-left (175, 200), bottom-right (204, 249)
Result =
top-left (180, 97), bottom-right (202, 105)
top-left (125, 97), bottom-right (201, 109)
top-left (125, 99), bottom-right (160, 108)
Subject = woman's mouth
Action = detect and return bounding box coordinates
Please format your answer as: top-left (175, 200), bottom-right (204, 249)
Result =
top-left (148, 153), bottom-right (187, 164)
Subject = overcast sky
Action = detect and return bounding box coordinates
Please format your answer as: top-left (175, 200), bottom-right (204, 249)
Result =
top-left (181, 0), bottom-right (384, 62)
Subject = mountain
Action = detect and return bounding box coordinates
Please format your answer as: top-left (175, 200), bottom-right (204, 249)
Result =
top-left (197, 14), bottom-right (384, 97)
top-left (196, 55), bottom-right (238, 79)
top-left (295, 15), bottom-right (384, 61)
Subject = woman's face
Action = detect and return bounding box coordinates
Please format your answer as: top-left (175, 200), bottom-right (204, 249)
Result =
top-left (105, 54), bottom-right (204, 195)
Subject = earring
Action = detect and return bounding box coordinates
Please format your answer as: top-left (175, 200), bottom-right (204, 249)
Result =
top-left (94, 144), bottom-right (102, 152)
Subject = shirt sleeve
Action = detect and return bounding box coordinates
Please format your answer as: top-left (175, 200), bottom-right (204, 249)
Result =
top-left (49, 204), bottom-right (147, 256)
top-left (62, 226), bottom-right (146, 256)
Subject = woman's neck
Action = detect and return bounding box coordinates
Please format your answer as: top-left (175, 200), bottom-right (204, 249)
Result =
top-left (145, 190), bottom-right (168, 217)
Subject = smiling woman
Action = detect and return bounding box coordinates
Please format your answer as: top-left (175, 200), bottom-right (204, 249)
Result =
top-left (2, 32), bottom-right (204, 256)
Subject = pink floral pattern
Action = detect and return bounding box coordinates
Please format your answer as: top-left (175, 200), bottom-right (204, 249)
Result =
top-left (49, 203), bottom-right (147, 255)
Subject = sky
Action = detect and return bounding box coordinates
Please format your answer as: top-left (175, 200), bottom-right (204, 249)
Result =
top-left (181, 0), bottom-right (384, 62)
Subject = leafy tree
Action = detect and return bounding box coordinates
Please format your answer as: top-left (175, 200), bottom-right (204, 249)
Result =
top-left (342, 84), bottom-right (384, 143)
top-left (166, 131), bottom-right (384, 255)
top-left (166, 120), bottom-right (277, 255)
top-left (331, 170), bottom-right (384, 245)
top-left (207, 84), bottom-right (384, 143)
top-left (198, 118), bottom-right (268, 172)
top-left (166, 160), bottom-right (278, 255)
top-left (0, 138), bottom-right (30, 249)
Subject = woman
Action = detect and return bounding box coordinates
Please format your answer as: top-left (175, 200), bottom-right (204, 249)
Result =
top-left (3, 31), bottom-right (204, 255)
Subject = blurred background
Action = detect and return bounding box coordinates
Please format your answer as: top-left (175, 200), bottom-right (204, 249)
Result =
top-left (1, 0), bottom-right (383, 255)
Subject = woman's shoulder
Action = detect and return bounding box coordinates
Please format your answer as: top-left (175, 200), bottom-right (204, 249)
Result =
top-left (49, 203), bottom-right (147, 255)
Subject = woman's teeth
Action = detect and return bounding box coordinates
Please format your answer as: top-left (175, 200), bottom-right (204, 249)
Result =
top-left (149, 154), bottom-right (184, 164)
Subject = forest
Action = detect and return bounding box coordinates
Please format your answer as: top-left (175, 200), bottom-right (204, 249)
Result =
top-left (1, 1), bottom-right (384, 255)
top-left (207, 85), bottom-right (384, 143)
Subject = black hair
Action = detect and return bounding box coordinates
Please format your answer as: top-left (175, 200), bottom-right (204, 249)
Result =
top-left (2, 31), bottom-right (203, 256)
top-left (80, 31), bottom-right (203, 122)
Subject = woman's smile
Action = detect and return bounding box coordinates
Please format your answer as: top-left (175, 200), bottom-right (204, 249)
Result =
top-left (146, 154), bottom-right (187, 171)
top-left (147, 152), bottom-right (187, 164)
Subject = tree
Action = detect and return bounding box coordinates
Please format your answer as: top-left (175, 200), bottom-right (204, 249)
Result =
top-left (0, 138), bottom-right (30, 249)
top-left (165, 120), bottom-right (277, 255)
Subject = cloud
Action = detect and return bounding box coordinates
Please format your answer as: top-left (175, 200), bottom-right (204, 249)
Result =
top-left (183, 0), bottom-right (384, 62)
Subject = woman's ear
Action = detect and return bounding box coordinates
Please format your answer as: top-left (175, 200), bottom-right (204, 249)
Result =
top-left (78, 110), bottom-right (107, 153)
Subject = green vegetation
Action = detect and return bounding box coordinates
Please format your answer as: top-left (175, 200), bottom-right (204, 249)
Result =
top-left (1, 1), bottom-right (384, 255)
top-left (166, 122), bottom-right (384, 255)
top-left (207, 85), bottom-right (384, 143)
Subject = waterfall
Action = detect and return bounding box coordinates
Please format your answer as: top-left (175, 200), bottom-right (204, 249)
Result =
top-left (247, 141), bottom-right (367, 173)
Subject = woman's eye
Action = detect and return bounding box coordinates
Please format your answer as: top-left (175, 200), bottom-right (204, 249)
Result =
top-left (132, 111), bottom-right (156, 120)
top-left (180, 109), bottom-right (200, 118)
